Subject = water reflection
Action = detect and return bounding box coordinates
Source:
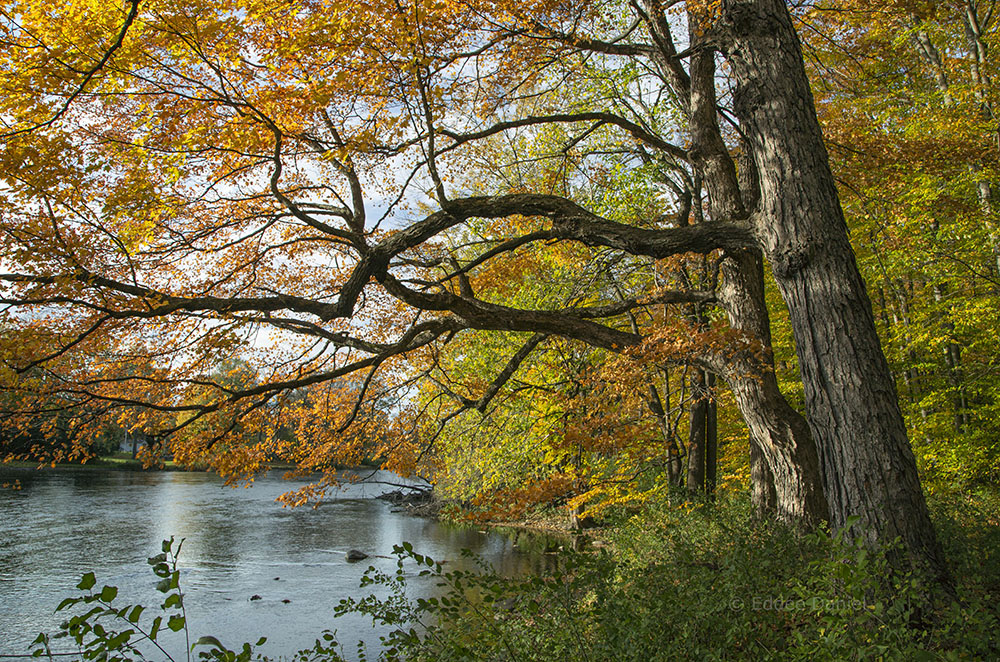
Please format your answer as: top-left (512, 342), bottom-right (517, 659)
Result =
top-left (0, 467), bottom-right (551, 660)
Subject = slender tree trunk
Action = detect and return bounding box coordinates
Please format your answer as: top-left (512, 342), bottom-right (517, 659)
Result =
top-left (686, 306), bottom-right (711, 494)
top-left (705, 372), bottom-right (718, 494)
top-left (890, 281), bottom-right (929, 417)
top-left (647, 380), bottom-right (684, 487)
top-left (963, 1), bottom-right (1000, 279)
top-left (933, 282), bottom-right (969, 432)
top-left (687, 369), bottom-right (707, 492)
top-left (719, 0), bottom-right (949, 582)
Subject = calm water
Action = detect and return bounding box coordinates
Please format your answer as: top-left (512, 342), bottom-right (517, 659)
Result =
top-left (0, 467), bottom-right (549, 660)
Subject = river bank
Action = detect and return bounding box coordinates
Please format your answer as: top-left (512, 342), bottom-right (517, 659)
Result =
top-left (325, 489), bottom-right (1000, 662)
top-left (4, 456), bottom-right (188, 472)
top-left (374, 486), bottom-right (608, 557)
top-left (2, 455), bottom-right (380, 473)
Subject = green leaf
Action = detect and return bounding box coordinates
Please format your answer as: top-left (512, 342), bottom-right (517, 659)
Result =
top-left (167, 614), bottom-right (185, 632)
top-left (100, 585), bottom-right (118, 602)
top-left (194, 635), bottom-right (226, 649)
top-left (163, 593), bottom-right (181, 608)
top-left (107, 630), bottom-right (133, 648)
top-left (127, 605), bottom-right (144, 624)
top-left (149, 616), bottom-right (162, 640)
top-left (77, 572), bottom-right (96, 591)
top-left (162, 538), bottom-right (174, 554)
top-left (56, 597), bottom-right (78, 611)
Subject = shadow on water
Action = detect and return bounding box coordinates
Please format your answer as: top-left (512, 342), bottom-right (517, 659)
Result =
top-left (0, 466), bottom-right (554, 660)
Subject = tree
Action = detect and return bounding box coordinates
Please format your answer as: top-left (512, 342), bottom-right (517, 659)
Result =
top-left (0, 0), bottom-right (946, 579)
top-left (715, 0), bottom-right (951, 580)
top-left (801, 0), bottom-right (1000, 489)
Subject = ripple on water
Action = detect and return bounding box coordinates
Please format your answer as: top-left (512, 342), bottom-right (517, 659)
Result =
top-left (0, 466), bottom-right (542, 660)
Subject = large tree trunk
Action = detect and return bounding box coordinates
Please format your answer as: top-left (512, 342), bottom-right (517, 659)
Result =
top-left (718, 0), bottom-right (948, 582)
top-left (749, 436), bottom-right (777, 514)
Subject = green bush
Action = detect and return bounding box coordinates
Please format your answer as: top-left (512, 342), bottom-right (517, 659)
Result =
top-left (335, 495), bottom-right (999, 661)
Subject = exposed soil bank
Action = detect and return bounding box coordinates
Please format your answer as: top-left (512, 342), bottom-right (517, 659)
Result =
top-left (376, 487), bottom-right (610, 555)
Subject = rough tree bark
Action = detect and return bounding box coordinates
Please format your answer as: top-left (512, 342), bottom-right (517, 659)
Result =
top-left (718, 0), bottom-right (948, 581)
top-left (682, 22), bottom-right (827, 523)
top-left (716, 250), bottom-right (829, 524)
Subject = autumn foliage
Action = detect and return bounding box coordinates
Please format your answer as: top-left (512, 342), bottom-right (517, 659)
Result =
top-left (0, 0), bottom-right (995, 565)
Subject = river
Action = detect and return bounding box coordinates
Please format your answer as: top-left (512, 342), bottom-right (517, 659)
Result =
top-left (0, 466), bottom-right (552, 660)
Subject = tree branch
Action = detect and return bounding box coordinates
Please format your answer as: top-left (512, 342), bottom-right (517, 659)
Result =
top-left (438, 112), bottom-right (689, 161)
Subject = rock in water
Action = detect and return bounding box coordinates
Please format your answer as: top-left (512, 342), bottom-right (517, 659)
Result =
top-left (345, 549), bottom-right (369, 562)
